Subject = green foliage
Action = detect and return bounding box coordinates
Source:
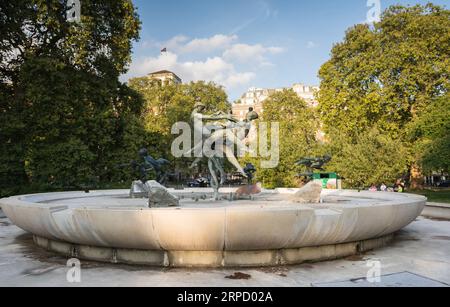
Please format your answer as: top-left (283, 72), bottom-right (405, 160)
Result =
top-left (14, 56), bottom-right (146, 192)
top-left (128, 78), bottom-right (230, 173)
top-left (0, 83), bottom-right (28, 196)
top-left (0, 1), bottom-right (143, 197)
top-left (408, 94), bottom-right (450, 174)
top-left (319, 4), bottom-right (449, 136)
top-left (317, 4), bottom-right (449, 186)
top-left (324, 127), bottom-right (409, 189)
top-left (252, 89), bottom-right (320, 188)
top-left (0, 0), bottom-right (141, 81)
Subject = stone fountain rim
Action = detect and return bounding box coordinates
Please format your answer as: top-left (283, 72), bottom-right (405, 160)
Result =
top-left (0, 188), bottom-right (427, 211)
top-left (0, 189), bottom-right (426, 267)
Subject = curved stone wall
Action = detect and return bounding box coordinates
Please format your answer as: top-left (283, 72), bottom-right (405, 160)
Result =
top-left (0, 189), bottom-right (426, 267)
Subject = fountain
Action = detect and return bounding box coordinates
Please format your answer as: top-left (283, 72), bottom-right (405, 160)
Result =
top-left (0, 107), bottom-right (427, 268)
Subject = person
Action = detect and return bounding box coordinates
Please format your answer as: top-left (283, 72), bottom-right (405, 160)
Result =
top-left (393, 179), bottom-right (405, 193)
top-left (380, 183), bottom-right (387, 192)
top-left (369, 184), bottom-right (378, 192)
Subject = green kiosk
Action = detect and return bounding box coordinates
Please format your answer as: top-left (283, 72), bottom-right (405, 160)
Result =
top-left (312, 173), bottom-right (342, 190)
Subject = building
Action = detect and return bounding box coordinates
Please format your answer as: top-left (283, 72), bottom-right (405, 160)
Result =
top-left (148, 70), bottom-right (182, 86)
top-left (232, 87), bottom-right (279, 120)
top-left (292, 83), bottom-right (319, 107)
top-left (232, 84), bottom-right (319, 120)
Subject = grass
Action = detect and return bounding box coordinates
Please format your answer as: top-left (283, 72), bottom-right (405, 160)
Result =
top-left (410, 189), bottom-right (450, 204)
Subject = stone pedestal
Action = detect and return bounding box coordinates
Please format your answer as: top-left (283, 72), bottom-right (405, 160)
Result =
top-left (146, 181), bottom-right (179, 208)
top-left (130, 181), bottom-right (148, 198)
top-left (235, 183), bottom-right (262, 198)
top-left (130, 180), bottom-right (179, 207)
top-left (291, 181), bottom-right (322, 203)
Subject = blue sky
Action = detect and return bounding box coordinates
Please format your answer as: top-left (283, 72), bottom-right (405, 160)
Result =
top-left (123, 0), bottom-right (448, 101)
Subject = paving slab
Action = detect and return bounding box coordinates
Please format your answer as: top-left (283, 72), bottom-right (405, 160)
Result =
top-left (0, 215), bottom-right (449, 287)
top-left (313, 271), bottom-right (449, 287)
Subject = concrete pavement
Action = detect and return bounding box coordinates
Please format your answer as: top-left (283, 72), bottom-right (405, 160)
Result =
top-left (0, 212), bottom-right (449, 287)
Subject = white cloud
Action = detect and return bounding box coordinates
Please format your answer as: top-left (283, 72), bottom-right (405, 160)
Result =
top-left (182, 57), bottom-right (233, 82)
top-left (124, 52), bottom-right (255, 89)
top-left (224, 72), bottom-right (256, 88)
top-left (165, 35), bottom-right (189, 50)
top-left (123, 34), bottom-right (284, 91)
top-left (124, 52), bottom-right (179, 78)
top-left (163, 34), bottom-right (237, 54)
top-left (223, 43), bottom-right (284, 63)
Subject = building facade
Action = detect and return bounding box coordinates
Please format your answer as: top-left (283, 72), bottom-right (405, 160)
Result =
top-left (148, 70), bottom-right (182, 86)
top-left (292, 83), bottom-right (319, 107)
top-left (232, 84), bottom-right (319, 120)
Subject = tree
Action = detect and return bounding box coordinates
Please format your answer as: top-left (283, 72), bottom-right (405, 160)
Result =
top-left (250, 89), bottom-right (320, 188)
top-left (0, 0), bottom-right (140, 82)
top-left (318, 4), bottom-right (449, 188)
top-left (128, 78), bottom-right (230, 176)
top-left (0, 1), bottom-right (143, 196)
top-left (324, 127), bottom-right (409, 189)
top-left (408, 94), bottom-right (450, 175)
top-left (0, 82), bottom-right (28, 196)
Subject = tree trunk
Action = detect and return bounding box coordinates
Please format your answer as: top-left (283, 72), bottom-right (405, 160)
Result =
top-left (410, 163), bottom-right (424, 190)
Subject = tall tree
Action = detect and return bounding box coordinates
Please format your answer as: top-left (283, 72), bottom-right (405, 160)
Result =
top-left (128, 78), bottom-right (230, 175)
top-left (318, 4), bottom-right (449, 188)
top-left (324, 127), bottom-right (409, 189)
top-left (253, 89), bottom-right (319, 188)
top-left (408, 94), bottom-right (450, 175)
top-left (0, 0), bottom-right (140, 82)
top-left (0, 1), bottom-right (143, 196)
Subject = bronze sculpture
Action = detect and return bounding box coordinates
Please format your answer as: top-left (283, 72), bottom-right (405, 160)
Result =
top-left (188, 103), bottom-right (259, 199)
top-left (295, 155), bottom-right (332, 178)
top-left (120, 148), bottom-right (170, 184)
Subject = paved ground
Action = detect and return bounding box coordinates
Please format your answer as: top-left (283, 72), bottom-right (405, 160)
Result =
top-left (0, 208), bottom-right (449, 287)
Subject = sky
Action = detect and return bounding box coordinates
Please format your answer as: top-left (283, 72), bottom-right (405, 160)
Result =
top-left (122, 0), bottom-right (448, 101)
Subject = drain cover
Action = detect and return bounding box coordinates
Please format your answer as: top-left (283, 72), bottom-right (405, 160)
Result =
top-left (314, 272), bottom-right (449, 287)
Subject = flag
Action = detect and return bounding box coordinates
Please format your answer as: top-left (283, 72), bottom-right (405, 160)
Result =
top-left (161, 47), bottom-right (167, 53)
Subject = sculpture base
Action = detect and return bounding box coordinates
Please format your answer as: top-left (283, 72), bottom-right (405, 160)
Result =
top-left (33, 234), bottom-right (394, 268)
top-left (235, 183), bottom-right (262, 198)
top-left (291, 181), bottom-right (322, 203)
top-left (130, 180), bottom-right (179, 207)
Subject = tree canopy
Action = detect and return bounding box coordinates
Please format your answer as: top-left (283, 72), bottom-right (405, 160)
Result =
top-left (319, 4), bottom-right (449, 136)
top-left (0, 0), bottom-right (143, 196)
top-left (251, 89), bottom-right (319, 188)
top-left (408, 94), bottom-right (450, 174)
top-left (317, 3), bottom-right (449, 188)
top-left (128, 77), bottom-right (230, 174)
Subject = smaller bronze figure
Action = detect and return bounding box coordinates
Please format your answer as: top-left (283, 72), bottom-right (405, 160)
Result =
top-left (235, 163), bottom-right (261, 198)
top-left (295, 155), bottom-right (332, 178)
top-left (243, 163), bottom-right (257, 185)
top-left (120, 148), bottom-right (170, 184)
